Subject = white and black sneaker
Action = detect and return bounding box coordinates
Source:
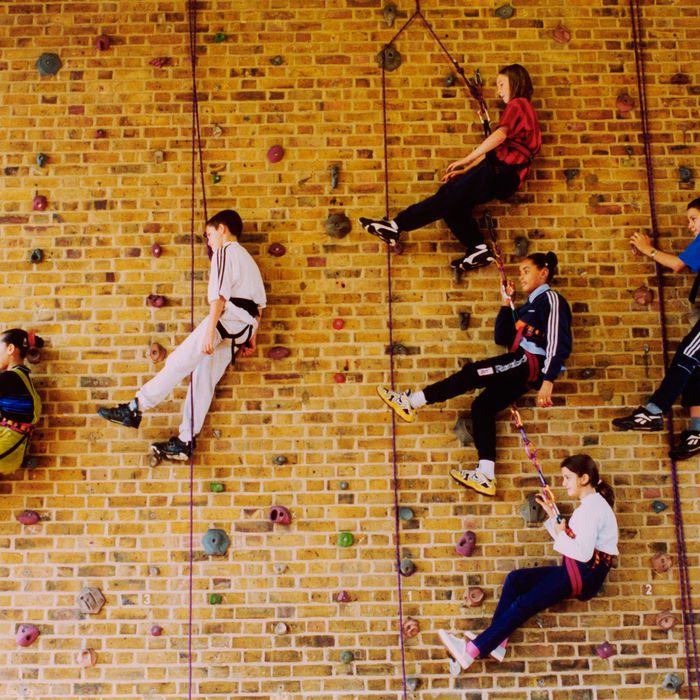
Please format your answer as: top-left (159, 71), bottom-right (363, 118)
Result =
top-left (359, 217), bottom-right (400, 245)
top-left (450, 243), bottom-right (494, 271)
top-left (670, 430), bottom-right (700, 460)
top-left (612, 406), bottom-right (663, 431)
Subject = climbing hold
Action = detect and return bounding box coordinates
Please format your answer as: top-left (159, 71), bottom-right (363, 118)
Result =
top-left (333, 373), bottom-right (346, 384)
top-left (456, 530), bottom-right (476, 557)
top-left (268, 242), bottom-right (286, 257)
top-left (274, 455), bottom-right (288, 466)
top-left (146, 294), bottom-right (166, 308)
top-left (153, 150), bottom-right (164, 164)
top-left (651, 551), bottom-right (672, 573)
top-left (32, 194), bottom-right (48, 212)
top-left (95, 34), bottom-right (111, 51)
top-left (29, 249), bottom-right (44, 264)
top-left (270, 55), bottom-right (283, 66)
top-left (633, 285), bottom-right (654, 306)
top-left (553, 23), bottom-right (572, 44)
top-left (151, 243), bottom-right (163, 258)
top-left (679, 166), bottom-right (693, 184)
top-left (392, 241), bottom-right (405, 255)
top-left (595, 641), bottom-right (616, 659)
top-left (267, 346), bottom-right (291, 360)
top-left (406, 677), bottom-right (419, 692)
top-left (383, 3), bottom-right (398, 27)
top-left (267, 145), bottom-right (285, 163)
top-left (495, 4), bottom-right (514, 19)
top-left (211, 123), bottom-right (223, 138)
top-left (274, 622), bottom-right (288, 635)
top-left (651, 500), bottom-right (668, 514)
top-left (325, 212), bottom-right (352, 239)
top-left (616, 92), bottom-right (635, 113)
top-left (273, 563), bottom-right (287, 574)
top-left (459, 312), bottom-right (470, 331)
top-left (36, 53), bottom-right (62, 76)
top-left (77, 587), bottom-right (106, 615)
top-left (213, 32), bottom-right (227, 43)
top-left (149, 57), bottom-right (171, 68)
top-left (656, 611), bottom-right (678, 630)
top-left (202, 529), bottom-right (230, 556)
top-left (444, 73), bottom-right (456, 87)
top-left (339, 480), bottom-right (349, 490)
top-left (661, 673), bottom-right (683, 693)
top-left (670, 72), bottom-right (690, 85)
top-left (332, 318), bottom-right (345, 330)
top-left (402, 617), bottom-right (420, 639)
top-left (391, 343), bottom-right (409, 356)
top-left (269, 505), bottom-right (292, 525)
top-left (148, 566), bottom-right (160, 576)
top-left (465, 586), bottom-right (485, 607)
top-left (399, 558), bottom-right (416, 577)
top-left (76, 648), bottom-right (97, 667)
top-left (211, 172), bottom-right (221, 184)
top-left (563, 168), bottom-right (580, 182)
top-left (210, 482), bottom-right (225, 493)
top-left (150, 624), bottom-right (163, 637)
top-left (521, 493), bottom-right (547, 525)
top-left (375, 45), bottom-right (402, 72)
top-left (148, 343), bottom-right (167, 363)
top-left (16, 510), bottom-right (40, 525)
top-left (453, 413), bottom-right (474, 446)
top-left (16, 624), bottom-right (40, 647)
top-left (448, 657), bottom-right (461, 677)
top-left (208, 593), bottom-right (222, 605)
top-left (335, 590), bottom-right (351, 603)
top-left (514, 236), bottom-right (529, 257)
top-left (581, 368), bottom-right (595, 380)
top-left (330, 164), bottom-right (340, 189)
top-left (338, 531), bottom-right (354, 548)
top-left (399, 506), bottom-right (414, 521)
top-left (95, 129), bottom-right (107, 139)
top-left (36, 153), bottom-right (48, 168)
top-left (340, 650), bottom-right (354, 664)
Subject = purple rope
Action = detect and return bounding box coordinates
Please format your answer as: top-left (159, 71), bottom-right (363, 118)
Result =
top-left (630, 0), bottom-right (700, 694)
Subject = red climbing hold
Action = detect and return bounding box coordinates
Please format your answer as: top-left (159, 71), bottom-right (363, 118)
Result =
top-left (334, 373), bottom-right (346, 384)
top-left (149, 343), bottom-right (167, 363)
top-left (16, 510), bottom-right (40, 525)
top-left (32, 194), bottom-right (48, 212)
top-left (149, 57), bottom-right (171, 68)
top-left (150, 625), bottom-right (163, 637)
top-left (95, 34), bottom-right (111, 51)
top-left (465, 586), bottom-right (484, 607)
top-left (95, 129), bottom-right (107, 139)
top-left (151, 243), bottom-right (162, 258)
top-left (455, 530), bottom-right (476, 557)
top-left (267, 346), bottom-right (291, 360)
top-left (268, 242), bottom-right (286, 257)
top-left (402, 617), bottom-right (420, 639)
top-left (332, 318), bottom-right (345, 330)
top-left (595, 641), bottom-right (616, 659)
top-left (146, 294), bottom-right (166, 308)
top-left (16, 624), bottom-right (40, 647)
top-left (616, 92), bottom-right (635, 113)
top-left (552, 23), bottom-right (571, 44)
top-left (269, 505), bottom-right (292, 525)
top-left (267, 145), bottom-right (285, 163)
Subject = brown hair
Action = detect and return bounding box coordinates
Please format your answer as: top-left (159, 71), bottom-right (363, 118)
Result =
top-left (560, 454), bottom-right (615, 508)
top-left (206, 209), bottom-right (243, 239)
top-left (498, 64), bottom-right (534, 101)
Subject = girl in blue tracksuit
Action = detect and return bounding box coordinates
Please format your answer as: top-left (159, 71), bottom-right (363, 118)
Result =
top-left (377, 252), bottom-right (572, 497)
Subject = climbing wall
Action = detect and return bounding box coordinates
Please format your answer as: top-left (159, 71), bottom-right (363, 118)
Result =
top-left (0, 0), bottom-right (699, 698)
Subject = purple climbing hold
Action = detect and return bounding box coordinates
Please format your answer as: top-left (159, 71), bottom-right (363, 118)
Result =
top-left (267, 145), bottom-right (285, 163)
top-left (16, 623), bottom-right (40, 647)
top-left (335, 590), bottom-right (351, 603)
top-left (32, 194), bottom-right (48, 212)
top-left (267, 346), bottom-right (291, 360)
top-left (150, 625), bottom-right (163, 637)
top-left (16, 510), bottom-right (40, 525)
top-left (95, 34), bottom-right (111, 51)
top-left (151, 243), bottom-right (163, 258)
top-left (268, 242), bottom-right (286, 257)
top-left (269, 505), bottom-right (292, 525)
top-left (149, 57), bottom-right (171, 68)
top-left (595, 641), bottom-right (616, 659)
top-left (146, 294), bottom-right (166, 308)
top-left (95, 129), bottom-right (107, 139)
top-left (455, 530), bottom-right (476, 557)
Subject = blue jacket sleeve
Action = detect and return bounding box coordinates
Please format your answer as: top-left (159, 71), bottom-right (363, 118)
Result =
top-left (541, 291), bottom-right (572, 382)
top-left (494, 306), bottom-right (517, 348)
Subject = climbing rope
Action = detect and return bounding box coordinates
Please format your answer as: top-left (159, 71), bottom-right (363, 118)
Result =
top-left (629, 0), bottom-right (700, 694)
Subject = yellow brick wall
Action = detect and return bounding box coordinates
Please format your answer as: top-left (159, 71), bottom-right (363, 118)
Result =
top-left (0, 1), bottom-right (698, 698)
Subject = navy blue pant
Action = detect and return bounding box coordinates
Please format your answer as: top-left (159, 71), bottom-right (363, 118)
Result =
top-left (650, 317), bottom-right (700, 412)
top-left (422, 349), bottom-right (538, 462)
top-left (473, 560), bottom-right (610, 657)
top-left (393, 159), bottom-right (519, 249)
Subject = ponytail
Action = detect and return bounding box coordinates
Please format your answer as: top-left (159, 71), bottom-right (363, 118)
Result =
top-left (525, 251), bottom-right (558, 284)
top-left (560, 453), bottom-right (615, 508)
top-left (1, 329), bottom-right (45, 359)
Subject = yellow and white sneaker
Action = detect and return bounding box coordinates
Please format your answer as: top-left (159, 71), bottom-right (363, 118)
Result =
top-left (450, 468), bottom-right (497, 496)
top-left (376, 385), bottom-right (416, 423)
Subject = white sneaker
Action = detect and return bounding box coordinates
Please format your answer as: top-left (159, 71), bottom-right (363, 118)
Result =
top-left (437, 629), bottom-right (475, 670)
top-left (376, 386), bottom-right (416, 423)
top-left (465, 630), bottom-right (507, 662)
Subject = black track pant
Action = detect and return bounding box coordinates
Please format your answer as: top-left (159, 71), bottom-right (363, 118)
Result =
top-left (422, 349), bottom-right (540, 461)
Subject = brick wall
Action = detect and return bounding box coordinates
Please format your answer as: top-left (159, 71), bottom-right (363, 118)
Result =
top-left (0, 1), bottom-right (698, 698)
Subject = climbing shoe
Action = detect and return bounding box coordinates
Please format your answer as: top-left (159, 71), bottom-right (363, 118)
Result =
top-left (437, 629), bottom-right (475, 671)
top-left (670, 430), bottom-right (700, 460)
top-left (611, 406), bottom-right (663, 431)
top-left (450, 244), bottom-right (494, 271)
top-left (376, 386), bottom-right (416, 423)
top-left (359, 217), bottom-right (400, 245)
top-left (450, 468), bottom-right (497, 496)
top-left (465, 631), bottom-right (507, 663)
top-left (150, 436), bottom-right (192, 462)
top-left (97, 398), bottom-right (142, 429)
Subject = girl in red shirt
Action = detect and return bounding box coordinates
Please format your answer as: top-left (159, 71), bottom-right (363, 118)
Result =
top-left (360, 64), bottom-right (541, 272)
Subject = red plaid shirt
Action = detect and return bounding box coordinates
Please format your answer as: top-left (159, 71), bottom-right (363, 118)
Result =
top-left (493, 97), bottom-right (541, 184)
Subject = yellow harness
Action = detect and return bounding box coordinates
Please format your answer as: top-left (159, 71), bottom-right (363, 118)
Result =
top-left (0, 367), bottom-right (41, 475)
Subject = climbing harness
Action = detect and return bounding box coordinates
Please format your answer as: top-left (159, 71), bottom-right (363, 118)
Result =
top-left (216, 297), bottom-right (258, 365)
top-left (630, 0), bottom-right (700, 694)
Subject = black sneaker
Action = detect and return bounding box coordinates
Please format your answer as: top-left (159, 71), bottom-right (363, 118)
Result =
top-left (97, 399), bottom-right (142, 429)
top-left (359, 217), bottom-right (400, 245)
top-left (670, 430), bottom-right (700, 460)
top-left (612, 406), bottom-right (663, 431)
top-left (450, 244), bottom-right (494, 271)
top-left (150, 436), bottom-right (192, 461)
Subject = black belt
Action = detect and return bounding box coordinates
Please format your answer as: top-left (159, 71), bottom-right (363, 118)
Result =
top-left (216, 297), bottom-right (259, 365)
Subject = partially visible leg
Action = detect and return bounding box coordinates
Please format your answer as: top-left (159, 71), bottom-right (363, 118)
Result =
top-left (671, 370), bottom-right (700, 459)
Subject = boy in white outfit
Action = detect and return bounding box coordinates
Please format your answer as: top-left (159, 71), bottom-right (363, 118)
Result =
top-left (97, 209), bottom-right (266, 460)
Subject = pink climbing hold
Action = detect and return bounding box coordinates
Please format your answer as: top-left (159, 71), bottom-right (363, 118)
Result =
top-left (552, 23), bottom-right (571, 44)
top-left (149, 57), bottom-right (171, 68)
top-left (16, 510), bottom-right (40, 525)
top-left (402, 617), bottom-right (420, 639)
top-left (269, 505), bottom-right (292, 525)
top-left (151, 243), bottom-right (163, 258)
top-left (149, 342), bottom-right (167, 363)
top-left (335, 590), bottom-right (351, 603)
top-left (332, 318), bottom-right (345, 330)
top-left (595, 641), bottom-right (616, 659)
top-left (268, 242), bottom-right (286, 257)
top-left (616, 92), bottom-right (635, 113)
top-left (334, 373), bottom-right (346, 384)
top-left (76, 648), bottom-right (97, 667)
top-left (465, 586), bottom-right (484, 607)
top-left (146, 294), bottom-right (166, 308)
top-left (267, 145), bottom-right (285, 163)
top-left (455, 530), bottom-right (476, 557)
top-left (95, 34), bottom-right (111, 51)
top-left (16, 623), bottom-right (40, 647)
top-left (150, 625), bottom-right (163, 637)
top-left (32, 194), bottom-right (48, 212)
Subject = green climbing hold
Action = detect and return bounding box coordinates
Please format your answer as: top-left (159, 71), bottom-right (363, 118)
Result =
top-left (210, 482), bottom-right (225, 493)
top-left (209, 593), bottom-right (222, 605)
top-left (340, 650), bottom-right (354, 663)
top-left (213, 32), bottom-right (227, 43)
top-left (338, 532), bottom-right (354, 548)
top-left (212, 173), bottom-right (221, 184)
top-left (399, 506), bottom-right (414, 521)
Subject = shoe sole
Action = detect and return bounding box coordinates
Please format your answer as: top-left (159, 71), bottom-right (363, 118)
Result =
top-left (376, 386), bottom-right (415, 423)
top-left (97, 410), bottom-right (141, 429)
top-left (670, 449), bottom-right (700, 461)
top-left (611, 419), bottom-right (661, 431)
top-left (449, 469), bottom-right (496, 496)
top-left (437, 630), bottom-right (471, 670)
top-left (465, 631), bottom-right (506, 662)
top-left (150, 445), bottom-right (190, 462)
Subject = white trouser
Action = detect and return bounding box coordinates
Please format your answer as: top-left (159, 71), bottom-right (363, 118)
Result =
top-left (136, 316), bottom-right (252, 442)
